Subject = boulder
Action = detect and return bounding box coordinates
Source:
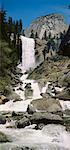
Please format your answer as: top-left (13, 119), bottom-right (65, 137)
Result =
top-left (7, 92), bottom-right (21, 102)
top-left (61, 72), bottom-right (70, 87)
top-left (30, 98), bottom-right (62, 115)
top-left (55, 88), bottom-right (70, 100)
top-left (3, 86), bottom-right (12, 96)
top-left (25, 88), bottom-right (33, 99)
top-left (0, 131), bottom-right (10, 142)
top-left (16, 117), bottom-right (30, 128)
top-left (27, 104), bottom-right (36, 114)
top-left (30, 112), bottom-right (63, 125)
top-left (36, 123), bottom-right (45, 130)
top-left (0, 95), bottom-right (9, 104)
top-left (0, 115), bottom-right (6, 124)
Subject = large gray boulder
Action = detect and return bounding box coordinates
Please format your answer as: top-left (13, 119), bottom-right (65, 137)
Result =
top-left (27, 104), bottom-right (36, 114)
top-left (16, 117), bottom-right (30, 128)
top-left (29, 98), bottom-right (62, 115)
top-left (30, 112), bottom-right (63, 125)
top-left (25, 83), bottom-right (33, 99)
top-left (55, 88), bottom-right (70, 100)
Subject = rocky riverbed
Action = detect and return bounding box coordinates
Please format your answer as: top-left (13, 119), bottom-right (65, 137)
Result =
top-left (0, 57), bottom-right (70, 150)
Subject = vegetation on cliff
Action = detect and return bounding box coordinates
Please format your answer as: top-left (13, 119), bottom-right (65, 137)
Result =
top-left (0, 8), bottom-right (23, 93)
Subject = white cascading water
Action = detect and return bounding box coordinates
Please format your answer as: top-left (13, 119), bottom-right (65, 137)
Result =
top-left (20, 36), bottom-right (35, 72)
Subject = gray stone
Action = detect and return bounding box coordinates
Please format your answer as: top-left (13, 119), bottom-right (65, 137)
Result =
top-left (30, 112), bottom-right (63, 125)
top-left (30, 98), bottom-right (62, 115)
top-left (16, 117), bottom-right (30, 128)
top-left (25, 89), bottom-right (33, 99)
top-left (55, 88), bottom-right (70, 100)
top-left (0, 95), bottom-right (9, 105)
top-left (27, 104), bottom-right (36, 114)
top-left (61, 72), bottom-right (70, 87)
top-left (7, 92), bottom-right (21, 101)
top-left (0, 115), bottom-right (6, 124)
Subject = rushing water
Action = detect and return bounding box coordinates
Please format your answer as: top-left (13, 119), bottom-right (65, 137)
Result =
top-left (0, 36), bottom-right (70, 149)
top-left (0, 72), bottom-right (70, 149)
top-left (0, 74), bottom-right (42, 112)
top-left (20, 36), bottom-right (35, 72)
top-left (0, 123), bottom-right (70, 150)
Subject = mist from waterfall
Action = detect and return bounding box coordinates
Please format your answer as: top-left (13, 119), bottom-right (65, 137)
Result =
top-left (20, 36), bottom-right (35, 72)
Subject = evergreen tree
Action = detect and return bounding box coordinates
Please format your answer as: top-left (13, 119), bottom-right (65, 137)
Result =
top-left (22, 29), bottom-right (25, 36)
top-left (8, 17), bottom-right (12, 25)
top-left (19, 19), bottom-right (22, 33)
top-left (60, 32), bottom-right (64, 40)
top-left (8, 17), bottom-right (13, 44)
top-left (48, 32), bottom-right (51, 39)
top-left (42, 46), bottom-right (46, 61)
top-left (35, 32), bottom-right (38, 38)
top-left (30, 29), bottom-right (34, 38)
top-left (15, 20), bottom-right (19, 34)
top-left (44, 30), bottom-right (47, 40)
top-left (0, 7), bottom-right (7, 39)
top-left (12, 20), bottom-right (16, 33)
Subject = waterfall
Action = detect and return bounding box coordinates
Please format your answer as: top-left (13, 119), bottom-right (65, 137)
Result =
top-left (20, 36), bottom-right (35, 72)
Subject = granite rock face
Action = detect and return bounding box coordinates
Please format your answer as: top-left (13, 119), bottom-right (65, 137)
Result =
top-left (25, 14), bottom-right (68, 64)
top-left (25, 14), bottom-right (68, 39)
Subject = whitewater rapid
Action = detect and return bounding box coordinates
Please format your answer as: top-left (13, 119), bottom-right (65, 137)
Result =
top-left (0, 123), bottom-right (70, 150)
top-left (0, 72), bottom-right (70, 149)
top-left (0, 34), bottom-right (70, 149)
top-left (0, 74), bottom-right (42, 112)
top-left (0, 73), bottom-right (70, 112)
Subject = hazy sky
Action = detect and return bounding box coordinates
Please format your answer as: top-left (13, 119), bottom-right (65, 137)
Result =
top-left (0, 0), bottom-right (70, 28)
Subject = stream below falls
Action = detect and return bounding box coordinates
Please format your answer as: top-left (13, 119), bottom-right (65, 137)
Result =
top-left (0, 72), bottom-right (70, 150)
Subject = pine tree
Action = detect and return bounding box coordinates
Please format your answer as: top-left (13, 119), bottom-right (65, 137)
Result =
top-left (19, 19), bottom-right (22, 33)
top-left (48, 32), bottom-right (51, 39)
top-left (30, 29), bottom-right (34, 38)
top-left (15, 20), bottom-right (19, 34)
top-left (42, 46), bottom-right (46, 61)
top-left (8, 17), bottom-right (12, 25)
top-left (35, 32), bottom-right (38, 38)
top-left (44, 30), bottom-right (47, 40)
top-left (0, 7), bottom-right (7, 39)
top-left (22, 29), bottom-right (25, 36)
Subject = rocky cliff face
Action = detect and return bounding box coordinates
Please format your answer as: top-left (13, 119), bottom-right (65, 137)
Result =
top-left (59, 25), bottom-right (70, 57)
top-left (25, 14), bottom-right (68, 39)
top-left (24, 14), bottom-right (68, 65)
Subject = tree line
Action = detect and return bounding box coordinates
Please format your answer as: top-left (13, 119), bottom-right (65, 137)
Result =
top-left (0, 7), bottom-right (23, 44)
top-left (0, 7), bottom-right (23, 79)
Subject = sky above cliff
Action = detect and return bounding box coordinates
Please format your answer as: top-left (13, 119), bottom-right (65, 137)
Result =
top-left (0, 0), bottom-right (70, 28)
